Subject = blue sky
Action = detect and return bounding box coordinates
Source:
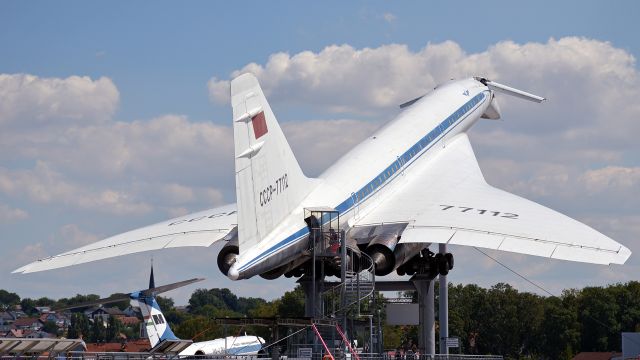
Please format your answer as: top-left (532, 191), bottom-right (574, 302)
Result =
top-left (1, 1), bottom-right (639, 304)
top-left (2, 1), bottom-right (636, 122)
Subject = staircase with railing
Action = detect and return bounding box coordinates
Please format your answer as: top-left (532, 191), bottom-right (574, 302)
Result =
top-left (322, 248), bottom-right (375, 318)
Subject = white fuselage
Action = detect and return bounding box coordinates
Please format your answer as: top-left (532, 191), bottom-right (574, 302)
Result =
top-left (229, 78), bottom-right (492, 280)
top-left (179, 335), bottom-right (264, 356)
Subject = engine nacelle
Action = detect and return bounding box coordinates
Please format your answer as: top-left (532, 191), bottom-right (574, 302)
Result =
top-left (365, 234), bottom-right (400, 276)
top-left (217, 242), bottom-right (239, 276)
top-left (259, 265), bottom-right (287, 280)
top-left (393, 242), bottom-right (428, 273)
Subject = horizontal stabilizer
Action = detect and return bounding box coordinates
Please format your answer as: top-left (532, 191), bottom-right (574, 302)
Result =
top-left (399, 95), bottom-right (425, 109)
top-left (140, 278), bottom-right (204, 297)
top-left (476, 77), bottom-right (546, 103)
top-left (56, 278), bottom-right (204, 311)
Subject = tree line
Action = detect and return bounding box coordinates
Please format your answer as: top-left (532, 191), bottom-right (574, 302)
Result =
top-left (2, 281), bottom-right (639, 359)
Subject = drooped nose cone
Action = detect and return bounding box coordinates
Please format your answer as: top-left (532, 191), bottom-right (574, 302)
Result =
top-left (227, 264), bottom-right (240, 280)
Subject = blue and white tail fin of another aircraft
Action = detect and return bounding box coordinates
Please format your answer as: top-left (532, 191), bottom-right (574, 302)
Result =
top-left (130, 266), bottom-right (202, 347)
top-left (231, 73), bottom-right (318, 255)
top-left (130, 291), bottom-right (178, 348)
top-left (55, 270), bottom-right (203, 349)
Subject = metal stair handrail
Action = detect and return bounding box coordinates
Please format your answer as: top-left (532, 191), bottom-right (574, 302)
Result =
top-left (322, 247), bottom-right (375, 318)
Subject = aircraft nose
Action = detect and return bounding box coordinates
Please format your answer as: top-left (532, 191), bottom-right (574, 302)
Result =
top-left (227, 264), bottom-right (240, 280)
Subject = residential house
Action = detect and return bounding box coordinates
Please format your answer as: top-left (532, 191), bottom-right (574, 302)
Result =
top-left (34, 306), bottom-right (51, 314)
top-left (0, 312), bottom-right (15, 332)
top-left (119, 316), bottom-right (140, 327)
top-left (39, 312), bottom-right (70, 329)
top-left (12, 317), bottom-right (43, 331)
top-left (87, 307), bottom-right (126, 324)
top-left (24, 330), bottom-right (55, 339)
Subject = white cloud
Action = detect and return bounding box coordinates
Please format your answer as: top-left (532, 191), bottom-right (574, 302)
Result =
top-left (0, 203), bottom-right (28, 223)
top-left (208, 38), bottom-right (640, 151)
top-left (580, 166), bottom-right (640, 194)
top-left (283, 119), bottom-right (382, 175)
top-left (0, 73), bottom-right (119, 128)
top-left (52, 224), bottom-right (100, 248)
top-left (0, 161), bottom-right (152, 215)
top-left (382, 12), bottom-right (397, 23)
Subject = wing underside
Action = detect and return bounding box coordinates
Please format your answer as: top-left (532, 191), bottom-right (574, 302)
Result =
top-left (353, 134), bottom-right (631, 265)
top-left (14, 204), bottom-right (238, 274)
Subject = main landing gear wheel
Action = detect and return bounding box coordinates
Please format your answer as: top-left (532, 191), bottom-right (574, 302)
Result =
top-left (436, 252), bottom-right (454, 276)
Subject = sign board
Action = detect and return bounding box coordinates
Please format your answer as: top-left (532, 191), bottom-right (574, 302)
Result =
top-left (386, 303), bottom-right (419, 325)
top-left (622, 332), bottom-right (640, 359)
top-left (298, 347), bottom-right (312, 359)
top-left (445, 337), bottom-right (459, 348)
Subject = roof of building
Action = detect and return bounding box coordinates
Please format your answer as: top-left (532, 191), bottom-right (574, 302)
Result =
top-left (85, 339), bottom-right (150, 353)
top-left (572, 352), bottom-right (623, 360)
top-left (120, 317), bottom-right (141, 326)
top-left (13, 318), bottom-right (43, 327)
top-left (25, 330), bottom-right (55, 339)
top-left (90, 307), bottom-right (126, 316)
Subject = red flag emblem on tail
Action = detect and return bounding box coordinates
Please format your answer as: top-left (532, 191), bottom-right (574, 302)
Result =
top-left (251, 111), bottom-right (268, 139)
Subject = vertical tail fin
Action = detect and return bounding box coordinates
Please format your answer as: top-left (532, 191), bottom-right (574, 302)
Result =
top-left (130, 292), bottom-right (178, 347)
top-left (130, 269), bottom-right (204, 347)
top-left (231, 73), bottom-right (316, 254)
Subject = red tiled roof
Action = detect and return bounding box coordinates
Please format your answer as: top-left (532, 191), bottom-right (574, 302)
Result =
top-left (572, 352), bottom-right (622, 360)
top-left (120, 316), bottom-right (140, 325)
top-left (85, 340), bottom-right (150, 353)
top-left (13, 317), bottom-right (42, 326)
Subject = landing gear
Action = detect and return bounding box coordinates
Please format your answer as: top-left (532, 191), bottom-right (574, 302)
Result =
top-left (396, 248), bottom-right (454, 277)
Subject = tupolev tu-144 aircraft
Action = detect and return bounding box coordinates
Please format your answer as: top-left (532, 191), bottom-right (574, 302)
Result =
top-left (14, 74), bottom-right (631, 280)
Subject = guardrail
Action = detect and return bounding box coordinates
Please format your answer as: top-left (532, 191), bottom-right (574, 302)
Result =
top-left (0, 353), bottom-right (503, 360)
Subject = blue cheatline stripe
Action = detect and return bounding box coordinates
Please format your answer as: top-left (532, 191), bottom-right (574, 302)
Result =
top-left (227, 343), bottom-right (262, 355)
top-left (238, 92), bottom-right (487, 272)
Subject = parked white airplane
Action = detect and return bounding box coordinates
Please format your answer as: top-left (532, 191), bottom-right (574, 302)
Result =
top-left (134, 282), bottom-right (264, 356)
top-left (66, 272), bottom-right (264, 356)
top-left (14, 74), bottom-right (631, 280)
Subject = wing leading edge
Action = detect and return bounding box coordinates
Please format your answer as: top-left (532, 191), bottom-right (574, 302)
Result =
top-left (13, 204), bottom-right (238, 274)
top-left (353, 134), bottom-right (631, 265)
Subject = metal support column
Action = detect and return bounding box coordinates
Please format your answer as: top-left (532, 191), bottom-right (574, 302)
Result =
top-left (412, 275), bottom-right (435, 356)
top-left (301, 279), bottom-right (322, 318)
top-left (439, 243), bottom-right (449, 355)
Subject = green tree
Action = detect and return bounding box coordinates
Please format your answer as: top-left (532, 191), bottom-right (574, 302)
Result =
top-left (156, 296), bottom-right (175, 311)
top-left (35, 297), bottom-right (56, 307)
top-left (579, 286), bottom-right (620, 351)
top-left (106, 316), bottom-right (123, 342)
top-left (540, 295), bottom-right (580, 359)
top-left (56, 294), bottom-right (100, 310)
top-left (249, 300), bottom-right (279, 318)
top-left (20, 298), bottom-right (36, 315)
top-left (103, 293), bottom-right (131, 311)
top-left (0, 289), bottom-right (20, 308)
top-left (277, 286), bottom-right (305, 317)
top-left (68, 313), bottom-right (80, 339)
top-left (90, 318), bottom-right (106, 343)
top-left (42, 320), bottom-right (59, 335)
top-left (175, 316), bottom-right (221, 340)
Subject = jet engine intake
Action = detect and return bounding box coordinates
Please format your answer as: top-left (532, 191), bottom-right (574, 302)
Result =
top-left (217, 242), bottom-right (239, 276)
top-left (365, 234), bottom-right (399, 276)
